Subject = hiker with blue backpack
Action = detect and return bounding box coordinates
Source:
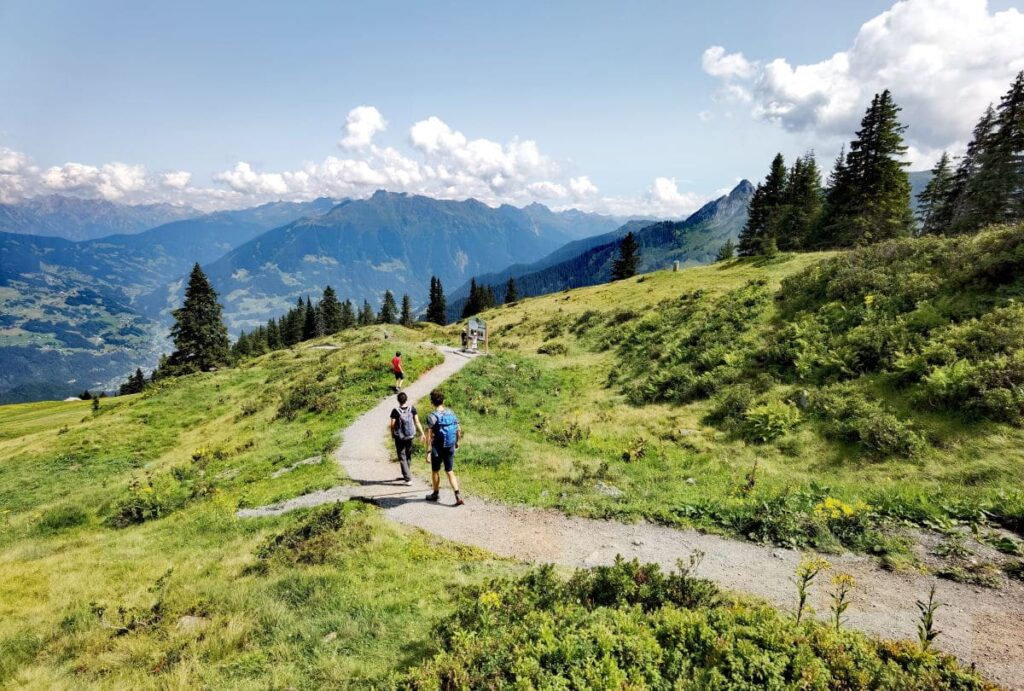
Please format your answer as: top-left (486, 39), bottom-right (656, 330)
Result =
top-left (424, 388), bottom-right (464, 506)
top-left (389, 391), bottom-right (425, 486)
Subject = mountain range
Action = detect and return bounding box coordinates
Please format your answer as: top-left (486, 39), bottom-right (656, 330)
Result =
top-left (0, 195), bottom-right (201, 241)
top-left (448, 180), bottom-right (754, 315)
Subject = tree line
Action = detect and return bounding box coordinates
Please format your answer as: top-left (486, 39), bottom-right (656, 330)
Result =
top-left (737, 71), bottom-right (1024, 256)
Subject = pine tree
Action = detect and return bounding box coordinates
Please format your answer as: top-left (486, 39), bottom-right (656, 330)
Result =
top-left (165, 263), bottom-right (230, 374)
top-left (400, 294), bottom-right (413, 327)
top-left (359, 300), bottom-right (375, 326)
top-left (818, 90), bottom-right (913, 247)
top-left (302, 297), bottom-right (319, 340)
top-left (716, 238), bottom-right (736, 261)
top-left (959, 71), bottom-right (1024, 231)
top-left (917, 152), bottom-right (955, 235)
top-left (944, 105), bottom-right (996, 234)
top-left (611, 231), bottom-right (640, 280)
top-left (738, 153), bottom-right (788, 255)
top-left (504, 277), bottom-right (519, 304)
top-left (79, 390), bottom-right (92, 400)
top-left (320, 286), bottom-right (343, 334)
top-left (119, 367), bottom-right (146, 395)
top-left (266, 318), bottom-right (282, 350)
top-left (462, 278), bottom-right (482, 319)
top-left (340, 299), bottom-right (356, 329)
top-left (232, 330), bottom-right (252, 359)
top-left (378, 290), bottom-right (398, 324)
top-left (778, 153), bottom-right (823, 250)
top-left (284, 297), bottom-right (305, 346)
top-left (426, 276), bottom-right (447, 325)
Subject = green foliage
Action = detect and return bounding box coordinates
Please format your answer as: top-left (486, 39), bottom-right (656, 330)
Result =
top-left (742, 400), bottom-right (800, 443)
top-left (378, 290), bottom-right (398, 324)
top-left (36, 503), bottom-right (89, 534)
top-left (426, 275), bottom-right (447, 325)
top-left (162, 263), bottom-right (230, 376)
top-left (611, 231), bottom-right (640, 280)
top-left (255, 502), bottom-right (372, 565)
top-left (399, 559), bottom-right (988, 690)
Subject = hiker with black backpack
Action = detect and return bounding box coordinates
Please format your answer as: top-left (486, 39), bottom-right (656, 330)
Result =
top-left (389, 391), bottom-right (425, 486)
top-left (424, 388), bottom-right (464, 506)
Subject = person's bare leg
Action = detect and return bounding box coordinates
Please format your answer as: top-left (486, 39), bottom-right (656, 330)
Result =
top-left (446, 470), bottom-right (459, 493)
top-left (431, 471), bottom-right (441, 493)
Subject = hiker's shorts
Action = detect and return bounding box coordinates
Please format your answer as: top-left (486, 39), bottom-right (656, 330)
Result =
top-left (393, 369), bottom-right (404, 380)
top-left (430, 446), bottom-right (455, 473)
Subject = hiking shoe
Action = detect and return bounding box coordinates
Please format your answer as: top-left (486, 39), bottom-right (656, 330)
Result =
top-left (453, 495), bottom-right (465, 507)
top-left (403, 479), bottom-right (413, 486)
top-left (425, 492), bottom-right (439, 502)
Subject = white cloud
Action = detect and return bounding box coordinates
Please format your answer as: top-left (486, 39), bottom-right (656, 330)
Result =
top-left (339, 106), bottom-right (387, 149)
top-left (702, 0), bottom-right (1024, 165)
top-left (161, 171), bottom-right (192, 189)
top-left (702, 46), bottom-right (757, 80)
top-left (569, 176), bottom-right (598, 199)
top-left (40, 161), bottom-right (147, 201)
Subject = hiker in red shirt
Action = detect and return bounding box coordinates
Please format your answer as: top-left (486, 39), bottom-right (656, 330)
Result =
top-left (391, 351), bottom-right (405, 391)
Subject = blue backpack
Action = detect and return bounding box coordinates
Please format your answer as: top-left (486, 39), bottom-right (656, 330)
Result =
top-left (432, 410), bottom-right (459, 448)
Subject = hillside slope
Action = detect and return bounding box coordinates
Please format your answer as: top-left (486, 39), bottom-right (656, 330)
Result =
top-left (450, 180), bottom-right (752, 312)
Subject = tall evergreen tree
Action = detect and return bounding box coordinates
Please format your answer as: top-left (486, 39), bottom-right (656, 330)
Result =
top-left (119, 367), bottom-right (146, 395)
top-left (340, 299), bottom-right (356, 329)
top-left (266, 318), bottom-right (282, 350)
top-left (917, 152), bottom-right (955, 235)
top-left (944, 105), bottom-right (996, 234)
top-left (302, 296), bottom-right (319, 340)
top-left (400, 294), bottom-right (413, 327)
top-left (378, 290), bottom-right (398, 324)
top-left (611, 231), bottom-right (640, 280)
top-left (284, 297), bottom-right (305, 346)
top-left (232, 330), bottom-right (252, 359)
top-left (462, 278), bottom-right (482, 319)
top-left (504, 277), bottom-right (519, 304)
top-left (818, 90), bottom-right (913, 247)
top-left (739, 153), bottom-right (788, 255)
top-left (164, 263), bottom-right (230, 373)
top-left (358, 300), bottom-right (375, 326)
top-left (716, 238), bottom-right (736, 261)
top-left (320, 286), bottom-right (343, 333)
top-left (426, 276), bottom-right (447, 325)
top-left (777, 153), bottom-right (823, 250)
top-left (959, 72), bottom-right (1024, 231)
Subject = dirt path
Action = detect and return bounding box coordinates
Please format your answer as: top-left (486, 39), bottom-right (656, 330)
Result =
top-left (240, 346), bottom-right (1024, 689)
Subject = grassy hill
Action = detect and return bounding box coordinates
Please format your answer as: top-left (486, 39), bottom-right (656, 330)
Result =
top-left (0, 323), bottom-right (994, 687)
top-left (435, 227), bottom-right (1024, 577)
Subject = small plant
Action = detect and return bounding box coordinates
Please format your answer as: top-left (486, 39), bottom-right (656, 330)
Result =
top-left (829, 573), bottom-right (855, 631)
top-left (741, 458), bottom-right (759, 496)
top-left (742, 400), bottom-right (800, 443)
top-left (916, 583), bottom-right (942, 652)
top-left (621, 436), bottom-right (647, 463)
top-left (91, 397), bottom-right (100, 413)
top-left (794, 556), bottom-right (830, 624)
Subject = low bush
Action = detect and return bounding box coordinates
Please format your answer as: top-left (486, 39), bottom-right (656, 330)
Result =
top-left (742, 400), bottom-right (801, 443)
top-left (256, 502), bottom-right (372, 565)
top-left (37, 503), bottom-right (89, 534)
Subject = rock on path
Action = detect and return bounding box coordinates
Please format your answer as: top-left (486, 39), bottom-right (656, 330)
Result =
top-left (240, 346), bottom-right (1024, 689)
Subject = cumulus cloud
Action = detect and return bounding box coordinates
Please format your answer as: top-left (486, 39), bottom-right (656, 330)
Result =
top-left (1, 108), bottom-right (725, 217)
top-left (702, 0), bottom-right (1024, 163)
top-left (339, 105), bottom-right (387, 149)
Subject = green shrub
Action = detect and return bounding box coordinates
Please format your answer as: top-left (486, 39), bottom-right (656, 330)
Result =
top-left (809, 384), bottom-right (923, 458)
top-left (37, 503), bottom-right (89, 534)
top-left (536, 342), bottom-right (567, 356)
top-left (742, 400), bottom-right (801, 443)
top-left (256, 502), bottom-right (371, 565)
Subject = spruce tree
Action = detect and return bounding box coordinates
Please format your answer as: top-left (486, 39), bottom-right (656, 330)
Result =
top-left (738, 153), bottom-right (788, 254)
top-left (166, 263), bottom-right (230, 373)
top-left (320, 286), bottom-right (343, 333)
top-left (400, 294), bottom-right (413, 327)
top-left (778, 153), bottom-right (823, 250)
top-left (232, 331), bottom-right (252, 359)
top-left (504, 277), bottom-right (519, 304)
top-left (944, 105), bottom-right (996, 234)
top-left (818, 90), bottom-right (913, 247)
top-left (378, 290), bottom-right (398, 324)
top-left (426, 276), bottom-right (447, 325)
top-left (462, 278), bottom-right (482, 319)
top-left (917, 152), bottom-right (955, 235)
top-left (119, 368), bottom-right (146, 395)
top-left (716, 238), bottom-right (736, 261)
top-left (611, 231), bottom-right (640, 280)
top-left (359, 300), bottom-right (375, 326)
top-left (340, 299), bottom-right (356, 329)
top-left (284, 297), bottom-right (305, 346)
top-left (960, 71), bottom-right (1024, 230)
top-left (302, 297), bottom-right (319, 340)
top-left (266, 318), bottom-right (282, 350)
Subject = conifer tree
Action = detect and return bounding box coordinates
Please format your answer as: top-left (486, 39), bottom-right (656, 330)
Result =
top-left (266, 318), bottom-right (282, 350)
top-left (284, 297), bottom-right (305, 346)
top-left (944, 105), bottom-right (996, 234)
top-left (119, 368), bottom-right (146, 395)
top-left (959, 71), bottom-right (1024, 230)
top-left (400, 294), bottom-right (413, 327)
top-left (426, 276), bottom-right (447, 325)
top-left (165, 263), bottom-right (230, 373)
top-left (302, 297), bottom-right (319, 340)
top-left (461, 278), bottom-right (482, 319)
top-left (818, 90), bottom-right (913, 247)
top-left (778, 153), bottom-right (823, 250)
top-left (359, 300), bottom-right (375, 326)
top-left (320, 286), bottom-right (343, 333)
top-left (716, 238), bottom-right (735, 261)
top-left (378, 290), bottom-right (398, 324)
top-left (917, 152), bottom-right (955, 235)
top-left (232, 330), bottom-right (252, 359)
top-left (611, 231), bottom-right (640, 280)
top-left (504, 277), bottom-right (519, 304)
top-left (739, 153), bottom-right (788, 254)
top-left (340, 299), bottom-right (356, 329)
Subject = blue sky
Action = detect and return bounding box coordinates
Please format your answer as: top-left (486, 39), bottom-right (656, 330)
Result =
top-left (1, 1), bottom-right (1022, 215)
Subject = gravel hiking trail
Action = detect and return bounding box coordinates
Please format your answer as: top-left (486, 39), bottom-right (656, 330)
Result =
top-left (240, 346), bottom-right (1024, 689)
